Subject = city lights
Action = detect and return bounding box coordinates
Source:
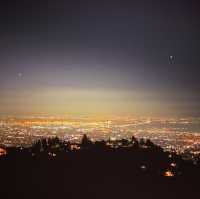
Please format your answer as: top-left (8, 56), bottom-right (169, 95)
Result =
top-left (0, 116), bottom-right (200, 160)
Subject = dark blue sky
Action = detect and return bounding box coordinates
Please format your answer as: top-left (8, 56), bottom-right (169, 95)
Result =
top-left (0, 0), bottom-right (200, 116)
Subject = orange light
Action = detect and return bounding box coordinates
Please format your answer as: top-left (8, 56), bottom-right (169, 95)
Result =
top-left (164, 170), bottom-right (174, 177)
top-left (0, 148), bottom-right (7, 156)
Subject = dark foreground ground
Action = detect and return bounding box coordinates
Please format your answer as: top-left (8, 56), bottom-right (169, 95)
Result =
top-left (0, 138), bottom-right (200, 199)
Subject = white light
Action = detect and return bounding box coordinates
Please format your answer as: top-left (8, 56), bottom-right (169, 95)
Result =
top-left (18, 73), bottom-right (22, 78)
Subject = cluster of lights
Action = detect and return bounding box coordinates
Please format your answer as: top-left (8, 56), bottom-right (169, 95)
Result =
top-left (48, 152), bottom-right (57, 157)
top-left (0, 148), bottom-right (7, 156)
top-left (164, 170), bottom-right (174, 177)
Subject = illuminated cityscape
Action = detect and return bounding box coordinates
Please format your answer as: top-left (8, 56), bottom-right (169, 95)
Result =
top-left (1, 115), bottom-right (200, 158)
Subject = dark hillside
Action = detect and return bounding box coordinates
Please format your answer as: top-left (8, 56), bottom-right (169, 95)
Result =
top-left (0, 136), bottom-right (199, 199)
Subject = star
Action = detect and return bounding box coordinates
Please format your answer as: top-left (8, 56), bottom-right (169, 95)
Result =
top-left (17, 73), bottom-right (22, 78)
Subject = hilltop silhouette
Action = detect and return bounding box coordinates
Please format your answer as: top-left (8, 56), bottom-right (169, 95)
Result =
top-left (0, 135), bottom-right (200, 199)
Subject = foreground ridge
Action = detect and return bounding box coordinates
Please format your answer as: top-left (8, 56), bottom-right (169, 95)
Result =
top-left (0, 135), bottom-right (200, 199)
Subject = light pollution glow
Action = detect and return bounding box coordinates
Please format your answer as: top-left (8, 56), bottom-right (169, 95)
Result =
top-left (0, 88), bottom-right (179, 116)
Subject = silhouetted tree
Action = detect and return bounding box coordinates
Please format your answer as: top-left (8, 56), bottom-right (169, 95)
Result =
top-left (41, 139), bottom-right (48, 151)
top-left (94, 140), bottom-right (107, 150)
top-left (139, 138), bottom-right (146, 146)
top-left (121, 139), bottom-right (129, 146)
top-left (81, 134), bottom-right (93, 149)
top-left (131, 136), bottom-right (139, 148)
top-left (32, 140), bottom-right (42, 153)
top-left (65, 141), bottom-right (72, 152)
top-left (146, 139), bottom-right (155, 148)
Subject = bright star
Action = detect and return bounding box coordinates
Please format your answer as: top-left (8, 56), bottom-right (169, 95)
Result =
top-left (18, 73), bottom-right (22, 78)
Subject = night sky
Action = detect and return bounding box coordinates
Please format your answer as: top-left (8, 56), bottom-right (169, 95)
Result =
top-left (0, 0), bottom-right (200, 116)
